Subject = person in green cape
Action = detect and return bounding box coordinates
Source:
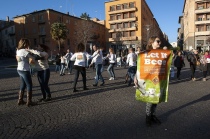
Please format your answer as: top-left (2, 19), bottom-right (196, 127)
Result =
top-left (134, 36), bottom-right (162, 127)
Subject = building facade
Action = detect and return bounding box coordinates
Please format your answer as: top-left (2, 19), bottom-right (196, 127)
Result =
top-left (105, 0), bottom-right (167, 51)
top-left (177, 16), bottom-right (184, 50)
top-left (0, 18), bottom-right (16, 56)
top-left (13, 9), bottom-right (105, 55)
top-left (183, 0), bottom-right (210, 51)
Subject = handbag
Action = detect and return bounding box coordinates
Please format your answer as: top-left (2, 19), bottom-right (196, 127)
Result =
top-left (194, 55), bottom-right (200, 66)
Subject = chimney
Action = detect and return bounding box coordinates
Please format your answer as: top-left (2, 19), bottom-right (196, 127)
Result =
top-left (6, 16), bottom-right (9, 22)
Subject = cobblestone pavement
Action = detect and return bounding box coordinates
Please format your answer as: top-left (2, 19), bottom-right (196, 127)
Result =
top-left (0, 58), bottom-right (210, 139)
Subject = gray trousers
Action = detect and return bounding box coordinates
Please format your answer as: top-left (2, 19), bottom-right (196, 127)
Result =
top-left (146, 103), bottom-right (157, 116)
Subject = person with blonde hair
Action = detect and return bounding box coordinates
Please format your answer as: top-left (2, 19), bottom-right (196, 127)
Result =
top-left (106, 48), bottom-right (116, 80)
top-left (16, 38), bottom-right (36, 106)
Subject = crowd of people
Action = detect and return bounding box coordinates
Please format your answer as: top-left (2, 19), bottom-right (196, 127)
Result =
top-left (15, 37), bottom-right (210, 127)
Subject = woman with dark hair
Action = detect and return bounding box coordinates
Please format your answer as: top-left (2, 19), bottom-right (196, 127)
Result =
top-left (135, 36), bottom-right (162, 126)
top-left (174, 50), bottom-right (185, 80)
top-left (27, 44), bottom-right (52, 102)
top-left (16, 38), bottom-right (36, 106)
top-left (70, 43), bottom-right (89, 92)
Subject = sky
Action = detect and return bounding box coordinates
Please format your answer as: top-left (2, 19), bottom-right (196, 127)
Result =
top-left (0, 0), bottom-right (184, 42)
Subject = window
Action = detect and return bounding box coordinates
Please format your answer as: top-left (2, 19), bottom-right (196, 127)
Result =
top-left (123, 31), bottom-right (129, 37)
top-left (110, 6), bottom-right (115, 11)
top-left (6, 40), bottom-right (9, 46)
top-left (197, 40), bottom-right (204, 45)
top-left (19, 31), bottom-right (22, 36)
top-left (32, 16), bottom-right (35, 22)
top-left (123, 3), bottom-right (128, 9)
top-left (111, 32), bottom-right (116, 38)
top-left (196, 25), bottom-right (204, 31)
top-left (66, 29), bottom-right (69, 34)
top-left (130, 2), bottom-right (135, 8)
top-left (207, 2), bottom-right (210, 8)
top-left (39, 26), bottom-right (45, 33)
top-left (67, 39), bottom-right (70, 45)
top-left (25, 29), bottom-right (28, 35)
top-left (39, 15), bottom-right (44, 21)
top-left (66, 19), bottom-right (70, 24)
top-left (130, 22), bottom-right (135, 28)
top-left (33, 28), bottom-right (36, 34)
top-left (123, 13), bottom-right (129, 19)
top-left (110, 24), bottom-right (116, 29)
top-left (117, 14), bottom-right (121, 20)
top-left (11, 27), bottom-right (14, 33)
top-left (130, 12), bottom-right (135, 18)
top-left (5, 29), bottom-right (7, 35)
top-left (42, 38), bottom-right (45, 44)
top-left (34, 39), bottom-right (37, 45)
top-left (207, 15), bottom-right (210, 20)
top-left (117, 23), bottom-right (122, 29)
top-left (116, 5), bottom-right (121, 10)
top-left (130, 31), bottom-right (136, 36)
top-left (110, 15), bottom-right (115, 21)
top-left (207, 25), bottom-right (210, 31)
top-left (197, 14), bottom-right (203, 21)
top-left (12, 39), bottom-right (14, 45)
top-left (124, 22), bottom-right (129, 28)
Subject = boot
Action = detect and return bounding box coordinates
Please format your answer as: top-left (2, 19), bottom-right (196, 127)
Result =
top-left (26, 91), bottom-right (36, 106)
top-left (17, 90), bottom-right (25, 105)
top-left (146, 115), bottom-right (152, 127)
top-left (151, 115), bottom-right (161, 125)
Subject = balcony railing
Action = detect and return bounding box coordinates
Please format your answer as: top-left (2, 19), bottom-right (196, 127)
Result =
top-left (108, 7), bottom-right (137, 14)
top-left (195, 31), bottom-right (210, 36)
top-left (109, 36), bottom-right (137, 42)
top-left (195, 19), bottom-right (210, 24)
top-left (108, 17), bottom-right (137, 24)
top-left (108, 27), bottom-right (137, 32)
top-left (195, 7), bottom-right (210, 14)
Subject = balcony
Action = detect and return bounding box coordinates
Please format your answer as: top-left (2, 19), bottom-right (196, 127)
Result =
top-left (195, 7), bottom-right (210, 14)
top-left (195, 19), bottom-right (210, 24)
top-left (108, 7), bottom-right (137, 14)
top-left (108, 27), bottom-right (137, 33)
top-left (195, 31), bottom-right (210, 36)
top-left (109, 36), bottom-right (137, 42)
top-left (108, 17), bottom-right (137, 24)
top-left (38, 20), bottom-right (45, 24)
top-left (39, 32), bottom-right (46, 36)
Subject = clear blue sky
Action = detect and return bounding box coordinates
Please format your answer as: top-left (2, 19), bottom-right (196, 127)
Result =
top-left (0, 0), bottom-right (184, 42)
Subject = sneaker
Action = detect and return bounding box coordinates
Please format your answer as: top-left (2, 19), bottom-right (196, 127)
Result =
top-left (109, 77), bottom-right (113, 80)
top-left (73, 89), bottom-right (78, 92)
top-left (203, 78), bottom-right (206, 81)
top-left (68, 72), bottom-right (71, 75)
top-left (151, 115), bottom-right (161, 125)
top-left (44, 97), bottom-right (52, 102)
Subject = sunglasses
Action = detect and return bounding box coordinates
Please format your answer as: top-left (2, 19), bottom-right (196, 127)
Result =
top-left (156, 40), bottom-right (161, 43)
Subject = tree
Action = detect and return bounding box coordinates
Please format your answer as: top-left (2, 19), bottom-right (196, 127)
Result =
top-left (50, 22), bottom-right (67, 52)
top-left (75, 19), bottom-right (93, 52)
top-left (80, 12), bottom-right (91, 20)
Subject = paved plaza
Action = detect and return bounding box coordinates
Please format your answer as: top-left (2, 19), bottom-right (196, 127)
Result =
top-left (0, 58), bottom-right (210, 139)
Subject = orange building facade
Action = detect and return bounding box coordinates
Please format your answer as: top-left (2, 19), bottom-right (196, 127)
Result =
top-left (13, 9), bottom-right (105, 55)
top-left (105, 0), bottom-right (166, 50)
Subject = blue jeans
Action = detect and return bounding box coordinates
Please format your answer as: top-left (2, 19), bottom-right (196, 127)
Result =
top-left (17, 70), bottom-right (32, 92)
top-left (107, 63), bottom-right (115, 78)
top-left (95, 64), bottom-right (104, 84)
top-left (127, 66), bottom-right (137, 85)
top-left (55, 65), bottom-right (60, 72)
top-left (60, 63), bottom-right (65, 74)
top-left (67, 61), bottom-right (73, 73)
top-left (37, 69), bottom-right (51, 99)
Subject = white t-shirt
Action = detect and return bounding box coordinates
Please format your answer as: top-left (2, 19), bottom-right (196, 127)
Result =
top-left (71, 52), bottom-right (87, 67)
top-left (91, 50), bottom-right (103, 65)
top-left (16, 49), bottom-right (30, 71)
top-left (126, 53), bottom-right (137, 66)
top-left (108, 54), bottom-right (116, 64)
